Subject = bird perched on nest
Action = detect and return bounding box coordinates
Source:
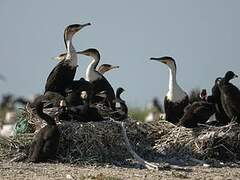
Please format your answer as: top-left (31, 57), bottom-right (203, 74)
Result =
top-left (178, 89), bottom-right (216, 128)
top-left (150, 56), bottom-right (189, 124)
top-left (79, 48), bottom-right (116, 110)
top-left (29, 101), bottom-right (60, 163)
top-left (45, 23), bottom-right (91, 96)
top-left (217, 71), bottom-right (240, 123)
top-left (206, 77), bottom-right (231, 125)
top-left (58, 91), bottom-right (106, 122)
top-left (113, 87), bottom-right (128, 120)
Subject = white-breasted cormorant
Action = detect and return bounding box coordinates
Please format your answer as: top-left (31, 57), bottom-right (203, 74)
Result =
top-left (79, 48), bottom-right (116, 110)
top-left (45, 23), bottom-right (91, 96)
top-left (29, 101), bottom-right (60, 163)
top-left (150, 56), bottom-right (189, 124)
top-left (218, 71), bottom-right (240, 123)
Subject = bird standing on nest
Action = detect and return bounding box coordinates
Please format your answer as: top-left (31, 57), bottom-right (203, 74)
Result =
top-left (79, 48), bottom-right (116, 110)
top-left (45, 23), bottom-right (91, 96)
top-left (218, 71), bottom-right (240, 123)
top-left (150, 56), bottom-right (189, 124)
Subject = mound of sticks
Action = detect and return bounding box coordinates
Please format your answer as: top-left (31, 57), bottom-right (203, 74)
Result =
top-left (1, 107), bottom-right (240, 166)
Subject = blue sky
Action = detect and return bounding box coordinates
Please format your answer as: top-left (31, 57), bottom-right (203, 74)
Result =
top-left (0, 0), bottom-right (239, 107)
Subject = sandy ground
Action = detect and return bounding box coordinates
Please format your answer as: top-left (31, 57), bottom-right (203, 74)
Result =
top-left (1, 162), bottom-right (240, 180)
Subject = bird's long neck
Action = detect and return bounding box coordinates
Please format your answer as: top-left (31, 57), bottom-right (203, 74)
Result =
top-left (86, 56), bottom-right (101, 81)
top-left (65, 37), bottom-right (77, 68)
top-left (167, 65), bottom-right (186, 102)
top-left (36, 104), bottom-right (56, 126)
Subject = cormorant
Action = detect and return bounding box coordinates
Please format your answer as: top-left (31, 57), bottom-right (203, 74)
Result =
top-left (79, 48), bottom-right (116, 110)
top-left (218, 71), bottom-right (240, 123)
top-left (150, 56), bottom-right (189, 124)
top-left (206, 77), bottom-right (230, 125)
top-left (178, 100), bottom-right (216, 128)
top-left (45, 23), bottom-right (91, 96)
top-left (113, 87), bottom-right (128, 120)
top-left (29, 101), bottom-right (60, 163)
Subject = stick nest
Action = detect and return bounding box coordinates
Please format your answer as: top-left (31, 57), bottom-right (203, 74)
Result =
top-left (1, 106), bottom-right (240, 164)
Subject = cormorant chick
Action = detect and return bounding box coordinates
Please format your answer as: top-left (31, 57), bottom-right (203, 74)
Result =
top-left (29, 101), bottom-right (60, 163)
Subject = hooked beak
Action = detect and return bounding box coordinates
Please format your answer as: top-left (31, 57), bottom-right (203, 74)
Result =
top-left (77, 22), bottom-right (91, 30)
top-left (110, 65), bottom-right (120, 69)
top-left (150, 57), bottom-right (167, 64)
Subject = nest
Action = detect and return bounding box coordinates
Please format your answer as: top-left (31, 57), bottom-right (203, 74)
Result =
top-left (1, 106), bottom-right (240, 165)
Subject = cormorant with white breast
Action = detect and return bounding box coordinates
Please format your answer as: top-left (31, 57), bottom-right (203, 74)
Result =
top-left (45, 23), bottom-right (91, 96)
top-left (218, 71), bottom-right (240, 123)
top-left (79, 48), bottom-right (116, 110)
top-left (150, 56), bottom-right (189, 124)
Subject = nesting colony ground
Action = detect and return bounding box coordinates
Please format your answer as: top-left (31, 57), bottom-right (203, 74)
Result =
top-left (1, 117), bottom-right (240, 179)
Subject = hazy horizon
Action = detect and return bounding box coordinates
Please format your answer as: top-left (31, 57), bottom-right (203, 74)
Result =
top-left (1, 0), bottom-right (240, 107)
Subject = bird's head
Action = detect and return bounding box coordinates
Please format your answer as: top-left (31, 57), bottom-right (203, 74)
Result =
top-left (98, 64), bottom-right (120, 74)
top-left (79, 48), bottom-right (100, 60)
top-left (150, 56), bottom-right (176, 70)
top-left (224, 71), bottom-right (238, 82)
top-left (64, 23), bottom-right (91, 41)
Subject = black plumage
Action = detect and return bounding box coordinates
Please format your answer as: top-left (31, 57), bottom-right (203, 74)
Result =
top-left (45, 61), bottom-right (77, 96)
top-left (29, 101), bottom-right (60, 163)
top-left (164, 96), bottom-right (189, 124)
top-left (113, 87), bottom-right (128, 120)
top-left (178, 100), bottom-right (216, 128)
top-left (218, 71), bottom-right (240, 123)
top-left (207, 77), bottom-right (231, 125)
top-left (65, 78), bottom-right (93, 106)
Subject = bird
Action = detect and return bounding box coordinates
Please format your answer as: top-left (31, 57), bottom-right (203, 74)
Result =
top-left (79, 48), bottom-right (116, 110)
top-left (58, 92), bottom-right (106, 122)
top-left (45, 23), bottom-right (91, 96)
top-left (97, 64), bottom-right (120, 74)
top-left (178, 94), bottom-right (216, 128)
top-left (28, 101), bottom-right (60, 163)
top-left (150, 56), bottom-right (189, 124)
top-left (206, 77), bottom-right (231, 125)
top-left (113, 87), bottom-right (128, 120)
top-left (217, 71), bottom-right (240, 123)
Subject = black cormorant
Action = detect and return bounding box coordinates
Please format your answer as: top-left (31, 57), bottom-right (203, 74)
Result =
top-left (29, 101), bottom-right (60, 163)
top-left (218, 71), bottom-right (240, 123)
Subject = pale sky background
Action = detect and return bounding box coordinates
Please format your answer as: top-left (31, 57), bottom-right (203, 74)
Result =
top-left (0, 0), bottom-right (239, 107)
